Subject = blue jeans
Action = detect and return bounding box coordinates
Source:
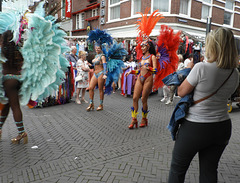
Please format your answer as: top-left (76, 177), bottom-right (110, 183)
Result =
top-left (168, 119), bottom-right (231, 183)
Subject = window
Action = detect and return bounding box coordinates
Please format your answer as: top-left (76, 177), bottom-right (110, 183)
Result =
top-left (92, 8), bottom-right (98, 17)
top-left (109, 0), bottom-right (120, 20)
top-left (224, 0), bottom-right (234, 25)
top-left (76, 13), bottom-right (84, 29)
top-left (132, 0), bottom-right (141, 15)
top-left (225, 0), bottom-right (234, 10)
top-left (153, 0), bottom-right (170, 13)
top-left (61, 0), bottom-right (65, 18)
top-left (179, 0), bottom-right (190, 15)
top-left (201, 0), bottom-right (212, 20)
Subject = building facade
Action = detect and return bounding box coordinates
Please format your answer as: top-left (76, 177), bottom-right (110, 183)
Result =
top-left (70, 0), bottom-right (240, 40)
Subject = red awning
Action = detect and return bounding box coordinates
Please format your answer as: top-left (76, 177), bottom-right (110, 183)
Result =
top-left (85, 16), bottom-right (100, 21)
top-left (72, 29), bottom-right (87, 32)
top-left (72, 3), bottom-right (100, 15)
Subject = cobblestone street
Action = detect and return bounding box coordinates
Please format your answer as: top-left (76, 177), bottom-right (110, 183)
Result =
top-left (0, 90), bottom-right (239, 183)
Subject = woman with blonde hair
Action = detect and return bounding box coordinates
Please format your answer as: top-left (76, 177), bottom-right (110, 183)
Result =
top-left (168, 28), bottom-right (239, 183)
top-left (75, 51), bottom-right (90, 104)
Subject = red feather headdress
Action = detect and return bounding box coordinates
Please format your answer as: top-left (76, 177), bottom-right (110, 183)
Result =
top-left (135, 8), bottom-right (164, 60)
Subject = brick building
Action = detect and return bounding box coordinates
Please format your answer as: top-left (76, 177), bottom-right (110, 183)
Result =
top-left (69, 0), bottom-right (240, 40)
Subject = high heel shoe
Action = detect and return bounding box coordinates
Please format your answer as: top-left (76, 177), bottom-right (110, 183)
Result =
top-left (128, 118), bottom-right (138, 129)
top-left (11, 132), bottom-right (28, 144)
top-left (96, 104), bottom-right (103, 111)
top-left (139, 118), bottom-right (148, 128)
top-left (86, 104), bottom-right (94, 111)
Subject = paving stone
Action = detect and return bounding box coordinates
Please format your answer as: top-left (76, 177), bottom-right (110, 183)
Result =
top-left (0, 91), bottom-right (239, 182)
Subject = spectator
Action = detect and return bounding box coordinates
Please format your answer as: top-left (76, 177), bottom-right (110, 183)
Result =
top-left (165, 54), bottom-right (185, 105)
top-left (184, 53), bottom-right (193, 68)
top-left (122, 55), bottom-right (137, 97)
top-left (67, 46), bottom-right (78, 69)
top-left (168, 27), bottom-right (239, 183)
top-left (75, 51), bottom-right (90, 104)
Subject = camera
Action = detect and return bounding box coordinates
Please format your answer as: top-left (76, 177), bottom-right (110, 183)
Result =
top-left (193, 49), bottom-right (200, 64)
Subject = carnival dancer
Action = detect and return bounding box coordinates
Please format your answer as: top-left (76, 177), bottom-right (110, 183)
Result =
top-left (0, 31), bottom-right (27, 144)
top-left (86, 44), bottom-right (107, 111)
top-left (126, 39), bottom-right (157, 128)
top-left (0, 2), bottom-right (70, 143)
top-left (126, 9), bottom-right (181, 129)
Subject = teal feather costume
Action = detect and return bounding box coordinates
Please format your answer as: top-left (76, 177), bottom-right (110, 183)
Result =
top-left (0, 2), bottom-right (70, 106)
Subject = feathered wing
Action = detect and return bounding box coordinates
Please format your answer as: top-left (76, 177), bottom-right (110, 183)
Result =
top-left (104, 42), bottom-right (127, 95)
top-left (19, 13), bottom-right (61, 105)
top-left (153, 25), bottom-right (181, 90)
top-left (36, 15), bottom-right (70, 102)
top-left (135, 8), bottom-right (164, 60)
top-left (0, 10), bottom-right (21, 42)
top-left (87, 28), bottom-right (113, 46)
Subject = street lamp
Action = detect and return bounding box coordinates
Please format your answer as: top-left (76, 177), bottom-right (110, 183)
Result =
top-left (206, 16), bottom-right (211, 35)
top-left (0, 0), bottom-right (2, 12)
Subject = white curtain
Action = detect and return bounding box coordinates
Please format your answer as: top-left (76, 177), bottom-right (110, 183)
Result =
top-left (201, 5), bottom-right (209, 19)
top-left (110, 0), bottom-right (120, 5)
top-left (80, 13), bottom-right (84, 29)
top-left (133, 0), bottom-right (141, 14)
top-left (153, 0), bottom-right (169, 12)
top-left (110, 5), bottom-right (120, 20)
top-left (180, 0), bottom-right (189, 15)
top-left (76, 14), bottom-right (79, 29)
top-left (225, 0), bottom-right (233, 10)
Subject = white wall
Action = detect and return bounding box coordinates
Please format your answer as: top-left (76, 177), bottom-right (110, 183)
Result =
top-left (2, 0), bottom-right (41, 12)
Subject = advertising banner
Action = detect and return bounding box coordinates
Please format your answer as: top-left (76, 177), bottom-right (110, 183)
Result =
top-left (65, 0), bottom-right (71, 18)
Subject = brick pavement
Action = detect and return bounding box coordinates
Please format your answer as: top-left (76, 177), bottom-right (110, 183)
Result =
top-left (0, 89), bottom-right (239, 183)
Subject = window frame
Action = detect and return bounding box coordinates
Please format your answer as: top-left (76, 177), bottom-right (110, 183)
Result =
top-left (76, 13), bottom-right (85, 30)
top-left (108, 0), bottom-right (121, 21)
top-left (92, 8), bottom-right (98, 17)
top-left (151, 0), bottom-right (171, 14)
top-left (61, 0), bottom-right (66, 18)
top-left (201, 0), bottom-right (212, 20)
top-left (131, 0), bottom-right (142, 16)
top-left (224, 0), bottom-right (234, 26)
top-left (179, 0), bottom-right (191, 17)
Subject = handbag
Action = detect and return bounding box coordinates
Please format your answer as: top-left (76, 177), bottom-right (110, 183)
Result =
top-left (75, 75), bottom-right (83, 82)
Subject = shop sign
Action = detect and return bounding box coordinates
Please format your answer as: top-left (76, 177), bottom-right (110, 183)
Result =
top-left (101, 0), bottom-right (105, 7)
top-left (100, 18), bottom-right (105, 25)
top-left (101, 9), bottom-right (105, 16)
top-left (66, 0), bottom-right (72, 18)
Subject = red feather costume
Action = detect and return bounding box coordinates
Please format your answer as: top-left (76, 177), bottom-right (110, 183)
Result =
top-left (153, 25), bottom-right (182, 90)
